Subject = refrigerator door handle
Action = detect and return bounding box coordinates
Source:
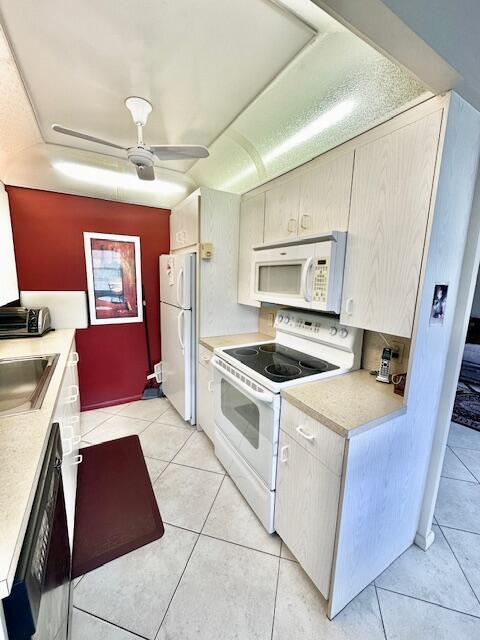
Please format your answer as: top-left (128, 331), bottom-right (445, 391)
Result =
top-left (176, 267), bottom-right (185, 307)
top-left (177, 309), bottom-right (185, 353)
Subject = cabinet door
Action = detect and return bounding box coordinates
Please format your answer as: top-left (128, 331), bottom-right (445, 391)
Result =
top-left (169, 209), bottom-right (183, 251)
top-left (238, 193), bottom-right (265, 307)
top-left (264, 179), bottom-right (300, 243)
top-left (0, 185), bottom-right (19, 306)
top-left (275, 430), bottom-right (342, 598)
top-left (182, 193), bottom-right (200, 247)
top-left (298, 152), bottom-right (353, 236)
top-left (341, 111), bottom-right (442, 337)
top-left (198, 360), bottom-right (215, 442)
top-left (170, 193), bottom-right (199, 250)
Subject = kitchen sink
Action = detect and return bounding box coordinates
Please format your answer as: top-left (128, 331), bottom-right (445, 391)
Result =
top-left (0, 354), bottom-right (60, 417)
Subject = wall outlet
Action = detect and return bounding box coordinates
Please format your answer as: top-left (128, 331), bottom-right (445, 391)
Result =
top-left (391, 341), bottom-right (405, 362)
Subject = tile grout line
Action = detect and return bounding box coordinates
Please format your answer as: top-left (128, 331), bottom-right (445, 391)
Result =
top-left (73, 605), bottom-right (149, 639)
top-left (200, 531), bottom-right (281, 559)
top-left (269, 555), bottom-right (282, 640)
top-left (374, 584), bottom-right (388, 640)
top-left (438, 524), bottom-right (480, 608)
top-left (152, 475), bottom-right (227, 639)
top-left (448, 446), bottom-right (480, 483)
top-left (375, 585), bottom-right (480, 620)
top-left (436, 522), bottom-right (480, 537)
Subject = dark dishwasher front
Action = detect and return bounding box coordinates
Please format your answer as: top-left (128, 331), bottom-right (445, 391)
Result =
top-left (2, 423), bottom-right (71, 640)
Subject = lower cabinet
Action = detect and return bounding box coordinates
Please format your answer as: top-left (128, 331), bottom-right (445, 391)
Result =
top-left (197, 351), bottom-right (215, 442)
top-left (275, 426), bottom-right (342, 599)
top-left (53, 341), bottom-right (81, 549)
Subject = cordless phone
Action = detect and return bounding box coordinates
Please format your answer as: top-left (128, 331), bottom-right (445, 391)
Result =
top-left (376, 347), bottom-right (393, 383)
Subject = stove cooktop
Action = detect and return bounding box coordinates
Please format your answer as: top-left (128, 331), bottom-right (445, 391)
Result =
top-left (223, 342), bottom-right (339, 383)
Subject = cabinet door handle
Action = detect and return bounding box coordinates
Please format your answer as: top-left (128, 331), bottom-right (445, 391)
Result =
top-left (296, 425), bottom-right (315, 441)
top-left (176, 231), bottom-right (183, 244)
top-left (208, 380), bottom-right (214, 392)
top-left (65, 385), bottom-right (79, 404)
top-left (345, 297), bottom-right (354, 315)
top-left (280, 445), bottom-right (289, 463)
top-left (182, 230), bottom-right (187, 243)
top-left (68, 351), bottom-right (79, 366)
top-left (300, 214), bottom-right (311, 230)
top-left (72, 454), bottom-right (83, 466)
top-left (287, 218), bottom-right (297, 233)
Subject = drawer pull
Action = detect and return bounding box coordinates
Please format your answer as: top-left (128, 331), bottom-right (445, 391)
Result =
top-left (69, 351), bottom-right (79, 366)
top-left (280, 445), bottom-right (289, 463)
top-left (287, 218), bottom-right (297, 233)
top-left (296, 425), bottom-right (315, 441)
top-left (202, 355), bottom-right (211, 362)
top-left (72, 454), bottom-right (83, 466)
top-left (208, 380), bottom-right (214, 392)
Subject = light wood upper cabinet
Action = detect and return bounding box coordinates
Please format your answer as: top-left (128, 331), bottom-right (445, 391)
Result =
top-left (341, 110), bottom-right (443, 337)
top-left (264, 179), bottom-right (300, 243)
top-left (298, 152), bottom-right (354, 236)
top-left (237, 193), bottom-right (265, 307)
top-left (170, 191), bottom-right (199, 251)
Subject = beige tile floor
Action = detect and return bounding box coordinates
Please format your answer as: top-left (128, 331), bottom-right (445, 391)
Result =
top-left (72, 408), bottom-right (480, 640)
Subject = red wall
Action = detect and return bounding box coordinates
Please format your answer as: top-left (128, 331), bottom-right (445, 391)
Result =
top-left (7, 187), bottom-right (170, 410)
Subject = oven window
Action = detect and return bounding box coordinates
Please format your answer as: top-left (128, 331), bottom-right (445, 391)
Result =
top-left (258, 264), bottom-right (302, 295)
top-left (221, 380), bottom-right (260, 449)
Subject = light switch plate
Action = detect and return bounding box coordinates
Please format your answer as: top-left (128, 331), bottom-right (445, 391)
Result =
top-left (201, 242), bottom-right (213, 259)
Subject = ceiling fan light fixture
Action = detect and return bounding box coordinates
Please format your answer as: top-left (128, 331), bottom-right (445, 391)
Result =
top-left (125, 96), bottom-right (152, 126)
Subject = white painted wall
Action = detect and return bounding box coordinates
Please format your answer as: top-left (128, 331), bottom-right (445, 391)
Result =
top-left (0, 182), bottom-right (19, 306)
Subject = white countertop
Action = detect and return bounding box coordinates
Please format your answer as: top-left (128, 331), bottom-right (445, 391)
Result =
top-left (0, 329), bottom-right (75, 599)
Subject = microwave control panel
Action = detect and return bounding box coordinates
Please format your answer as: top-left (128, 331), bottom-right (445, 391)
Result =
top-left (312, 259), bottom-right (329, 303)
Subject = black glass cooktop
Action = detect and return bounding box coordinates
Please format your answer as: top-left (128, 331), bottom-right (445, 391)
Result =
top-left (223, 343), bottom-right (339, 383)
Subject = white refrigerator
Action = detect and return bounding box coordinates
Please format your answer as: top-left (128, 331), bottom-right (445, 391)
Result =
top-left (160, 253), bottom-right (196, 424)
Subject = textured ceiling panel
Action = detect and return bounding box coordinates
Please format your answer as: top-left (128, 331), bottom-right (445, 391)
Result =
top-left (0, 26), bottom-right (41, 170)
top-left (188, 31), bottom-right (431, 193)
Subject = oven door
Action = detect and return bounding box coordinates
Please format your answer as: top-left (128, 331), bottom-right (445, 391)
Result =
top-left (212, 357), bottom-right (279, 489)
top-left (251, 244), bottom-right (314, 308)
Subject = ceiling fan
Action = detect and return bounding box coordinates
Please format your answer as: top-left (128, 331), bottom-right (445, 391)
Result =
top-left (51, 97), bottom-right (209, 181)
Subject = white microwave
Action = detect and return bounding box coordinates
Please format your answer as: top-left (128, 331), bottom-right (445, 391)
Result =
top-left (251, 232), bottom-right (346, 312)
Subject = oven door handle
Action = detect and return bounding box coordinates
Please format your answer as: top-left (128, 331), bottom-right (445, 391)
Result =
top-left (301, 257), bottom-right (314, 302)
top-left (211, 357), bottom-right (274, 404)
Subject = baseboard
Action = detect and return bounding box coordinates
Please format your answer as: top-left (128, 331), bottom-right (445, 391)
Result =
top-left (414, 528), bottom-right (436, 551)
top-left (81, 394), bottom-right (142, 412)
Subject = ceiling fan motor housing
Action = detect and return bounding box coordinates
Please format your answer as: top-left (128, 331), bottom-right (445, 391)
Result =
top-left (127, 146), bottom-right (155, 169)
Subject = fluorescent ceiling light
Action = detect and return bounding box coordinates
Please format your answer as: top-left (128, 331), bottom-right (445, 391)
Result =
top-left (263, 98), bottom-right (356, 163)
top-left (222, 99), bottom-right (355, 190)
top-left (52, 161), bottom-right (186, 194)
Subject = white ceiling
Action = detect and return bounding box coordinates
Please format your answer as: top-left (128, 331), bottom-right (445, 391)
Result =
top-left (0, 0), bottom-right (431, 208)
top-left (0, 0), bottom-right (312, 173)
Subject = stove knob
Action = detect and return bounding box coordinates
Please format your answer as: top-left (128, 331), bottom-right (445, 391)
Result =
top-left (278, 314), bottom-right (284, 323)
top-left (339, 328), bottom-right (349, 338)
top-left (284, 316), bottom-right (290, 324)
top-left (329, 326), bottom-right (337, 336)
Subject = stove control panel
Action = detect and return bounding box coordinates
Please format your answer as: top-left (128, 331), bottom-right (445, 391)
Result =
top-left (275, 309), bottom-right (360, 351)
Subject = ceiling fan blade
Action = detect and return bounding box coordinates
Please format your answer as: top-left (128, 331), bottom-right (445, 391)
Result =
top-left (150, 145), bottom-right (209, 160)
top-left (135, 164), bottom-right (155, 181)
top-left (52, 124), bottom-right (127, 151)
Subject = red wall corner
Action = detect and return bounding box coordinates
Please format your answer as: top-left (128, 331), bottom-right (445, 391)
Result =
top-left (7, 187), bottom-right (170, 410)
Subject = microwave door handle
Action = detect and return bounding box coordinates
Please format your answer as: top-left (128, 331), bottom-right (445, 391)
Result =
top-left (211, 357), bottom-right (274, 404)
top-left (301, 257), bottom-right (314, 302)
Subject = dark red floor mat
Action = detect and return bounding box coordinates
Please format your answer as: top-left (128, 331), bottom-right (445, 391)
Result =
top-left (72, 435), bottom-right (164, 578)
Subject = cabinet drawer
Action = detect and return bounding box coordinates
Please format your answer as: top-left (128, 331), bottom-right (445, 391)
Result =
top-left (280, 400), bottom-right (344, 476)
top-left (275, 430), bottom-right (341, 598)
top-left (198, 344), bottom-right (213, 369)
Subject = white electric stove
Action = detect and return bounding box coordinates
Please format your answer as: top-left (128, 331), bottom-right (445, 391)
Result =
top-left (212, 309), bottom-right (363, 532)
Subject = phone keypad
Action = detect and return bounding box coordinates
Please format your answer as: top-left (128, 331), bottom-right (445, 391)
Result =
top-left (313, 261), bottom-right (328, 303)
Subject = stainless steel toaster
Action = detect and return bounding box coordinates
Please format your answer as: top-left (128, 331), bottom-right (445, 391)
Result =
top-left (0, 307), bottom-right (52, 338)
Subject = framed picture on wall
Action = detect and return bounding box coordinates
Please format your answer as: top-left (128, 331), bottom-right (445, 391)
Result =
top-left (83, 232), bottom-right (143, 325)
